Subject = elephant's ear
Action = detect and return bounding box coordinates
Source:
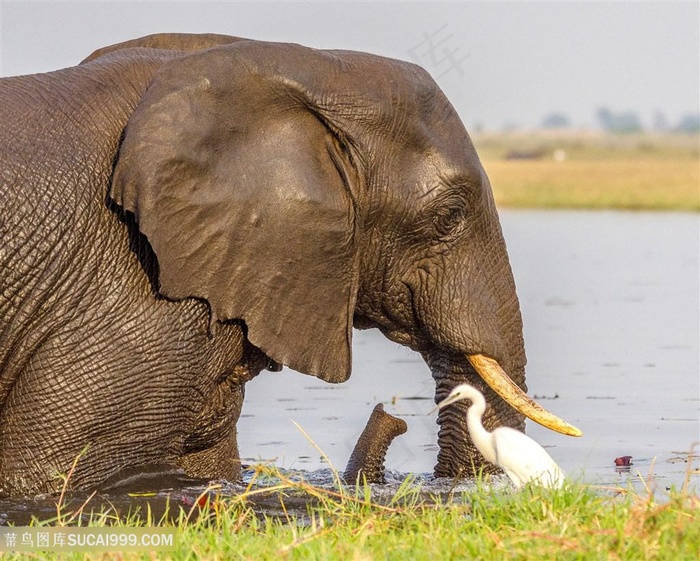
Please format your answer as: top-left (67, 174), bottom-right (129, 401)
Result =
top-left (111, 44), bottom-right (360, 383)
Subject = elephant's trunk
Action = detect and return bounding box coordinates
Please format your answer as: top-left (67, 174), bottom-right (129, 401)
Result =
top-left (429, 351), bottom-right (503, 477)
top-left (343, 403), bottom-right (407, 484)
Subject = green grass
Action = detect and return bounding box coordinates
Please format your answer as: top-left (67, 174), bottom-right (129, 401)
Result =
top-left (6, 464), bottom-right (699, 560)
top-left (472, 132), bottom-right (700, 211)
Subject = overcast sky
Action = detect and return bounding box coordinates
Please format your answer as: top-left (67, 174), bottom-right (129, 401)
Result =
top-left (1, 1), bottom-right (698, 130)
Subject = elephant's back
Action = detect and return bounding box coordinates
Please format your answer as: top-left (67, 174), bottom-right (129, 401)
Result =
top-left (0, 53), bottom-right (170, 384)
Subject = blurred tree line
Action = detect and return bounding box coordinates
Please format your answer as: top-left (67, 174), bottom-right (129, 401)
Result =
top-left (538, 108), bottom-right (699, 133)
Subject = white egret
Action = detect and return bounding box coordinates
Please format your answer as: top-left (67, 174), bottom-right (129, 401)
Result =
top-left (433, 383), bottom-right (565, 489)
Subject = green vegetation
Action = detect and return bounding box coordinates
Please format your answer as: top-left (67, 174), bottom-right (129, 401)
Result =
top-left (472, 132), bottom-right (699, 211)
top-left (7, 463), bottom-right (699, 560)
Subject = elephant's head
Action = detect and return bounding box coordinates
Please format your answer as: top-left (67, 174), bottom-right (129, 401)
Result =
top-left (111, 39), bottom-right (580, 476)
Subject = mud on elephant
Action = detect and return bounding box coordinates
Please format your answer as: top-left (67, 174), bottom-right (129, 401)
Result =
top-left (0, 33), bottom-right (579, 496)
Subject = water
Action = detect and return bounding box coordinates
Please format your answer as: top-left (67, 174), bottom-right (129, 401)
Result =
top-left (239, 210), bottom-right (700, 493)
top-left (2, 211), bottom-right (697, 524)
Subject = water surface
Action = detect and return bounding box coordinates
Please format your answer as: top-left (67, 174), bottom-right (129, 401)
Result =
top-left (240, 210), bottom-right (700, 493)
top-left (1, 211), bottom-right (696, 526)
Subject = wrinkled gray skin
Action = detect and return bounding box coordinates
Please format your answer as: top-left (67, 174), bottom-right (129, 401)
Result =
top-left (343, 403), bottom-right (408, 484)
top-left (0, 34), bottom-right (526, 496)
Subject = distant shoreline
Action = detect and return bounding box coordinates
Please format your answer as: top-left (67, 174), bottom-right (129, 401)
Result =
top-left (474, 132), bottom-right (699, 211)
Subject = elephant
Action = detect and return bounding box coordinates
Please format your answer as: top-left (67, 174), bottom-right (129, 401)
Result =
top-left (0, 33), bottom-right (580, 496)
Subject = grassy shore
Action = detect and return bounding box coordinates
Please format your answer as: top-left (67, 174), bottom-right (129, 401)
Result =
top-left (473, 132), bottom-right (699, 211)
top-left (10, 464), bottom-right (699, 560)
top-left (167, 478), bottom-right (699, 561)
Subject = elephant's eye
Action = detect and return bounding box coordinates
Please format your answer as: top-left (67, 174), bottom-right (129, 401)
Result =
top-left (432, 198), bottom-right (468, 237)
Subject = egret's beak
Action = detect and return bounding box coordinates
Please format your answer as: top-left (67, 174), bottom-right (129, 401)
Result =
top-left (467, 354), bottom-right (583, 437)
top-left (428, 393), bottom-right (463, 415)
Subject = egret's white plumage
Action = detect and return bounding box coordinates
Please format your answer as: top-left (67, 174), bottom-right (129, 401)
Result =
top-left (436, 383), bottom-right (565, 489)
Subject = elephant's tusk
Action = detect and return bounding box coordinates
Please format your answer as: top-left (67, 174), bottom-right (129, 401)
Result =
top-left (467, 354), bottom-right (583, 437)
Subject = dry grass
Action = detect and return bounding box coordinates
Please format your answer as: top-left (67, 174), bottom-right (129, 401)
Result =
top-left (484, 158), bottom-right (699, 210)
top-left (473, 132), bottom-right (700, 211)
